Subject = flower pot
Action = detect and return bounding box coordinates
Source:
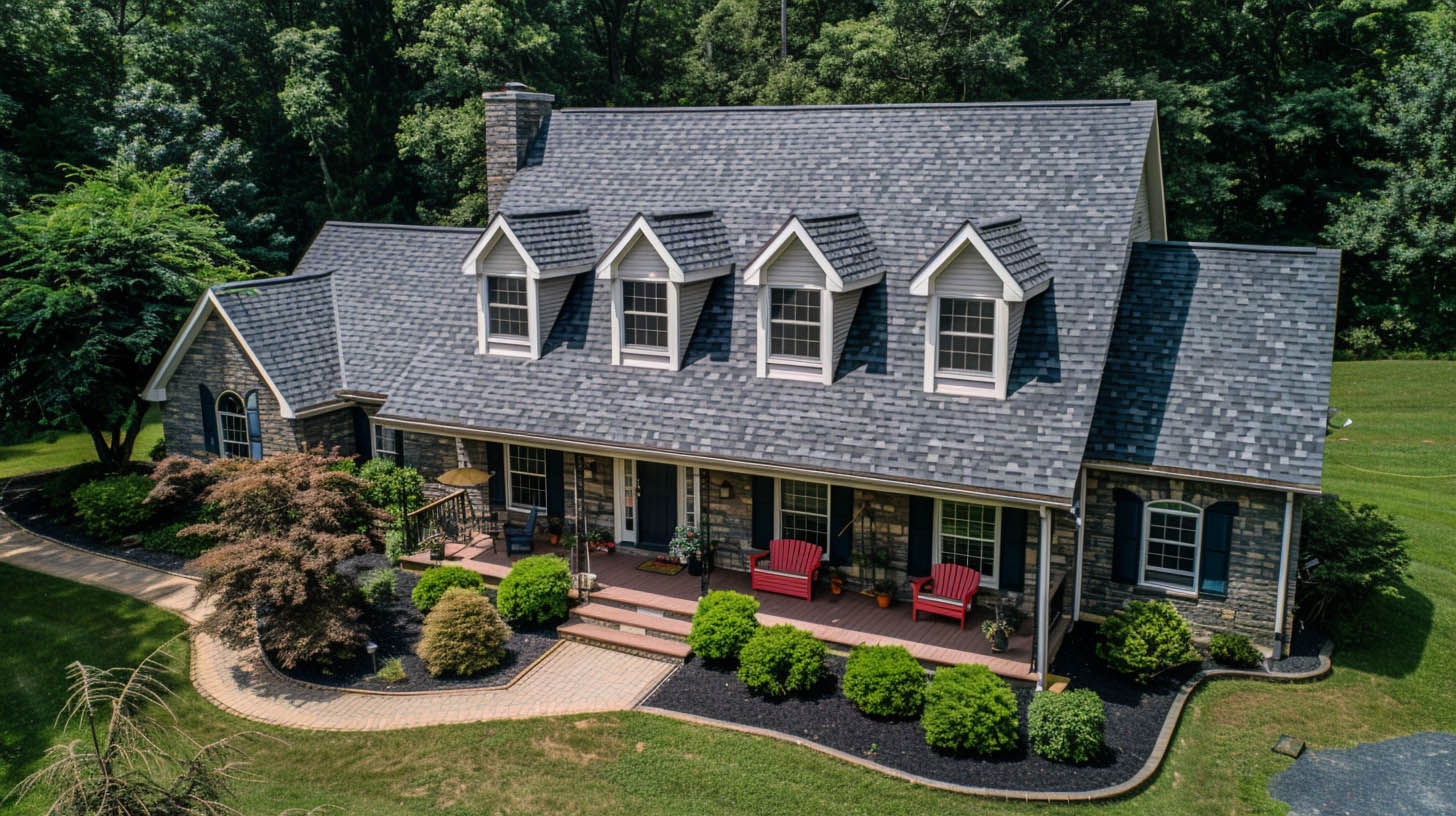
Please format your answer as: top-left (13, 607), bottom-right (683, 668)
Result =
top-left (687, 553), bottom-right (703, 576)
top-left (548, 533), bottom-right (560, 546)
top-left (876, 592), bottom-right (892, 609)
top-left (830, 577), bottom-right (844, 595)
top-left (990, 631), bottom-right (1008, 653)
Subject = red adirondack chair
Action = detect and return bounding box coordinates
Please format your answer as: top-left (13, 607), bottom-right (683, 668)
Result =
top-left (910, 563), bottom-right (982, 628)
top-left (749, 539), bottom-right (823, 601)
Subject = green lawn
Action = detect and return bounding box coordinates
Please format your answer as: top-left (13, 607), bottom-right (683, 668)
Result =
top-left (3, 361), bottom-right (1453, 815)
top-left (0, 409), bottom-right (163, 479)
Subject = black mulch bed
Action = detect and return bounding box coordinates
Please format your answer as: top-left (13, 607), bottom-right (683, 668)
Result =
top-left (0, 473), bottom-right (197, 576)
top-left (645, 621), bottom-right (1327, 793)
top-left (275, 554), bottom-right (560, 693)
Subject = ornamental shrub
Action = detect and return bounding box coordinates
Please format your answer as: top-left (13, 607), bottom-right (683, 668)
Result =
top-left (736, 625), bottom-right (827, 697)
top-left (496, 555), bottom-right (571, 626)
top-left (842, 644), bottom-right (927, 717)
top-left (411, 565), bottom-right (485, 613)
top-left (1297, 495), bottom-right (1410, 622)
top-left (72, 474), bottom-right (157, 542)
top-left (1209, 632), bottom-right (1262, 667)
top-left (417, 588), bottom-right (512, 677)
top-left (1027, 689), bottom-right (1105, 763)
top-left (1095, 600), bottom-right (1201, 684)
top-left (921, 664), bottom-right (1020, 755)
top-left (139, 521), bottom-right (216, 557)
top-left (384, 528), bottom-right (409, 566)
top-left (41, 462), bottom-right (121, 515)
top-left (358, 458), bottom-right (426, 524)
top-left (687, 590), bottom-right (761, 661)
top-left (358, 568), bottom-right (398, 609)
top-left (375, 657), bottom-right (407, 685)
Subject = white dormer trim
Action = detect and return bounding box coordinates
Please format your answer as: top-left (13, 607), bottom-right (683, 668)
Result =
top-left (463, 214), bottom-right (587, 361)
top-left (909, 221), bottom-right (1038, 302)
top-left (594, 215), bottom-right (732, 284)
top-left (743, 217), bottom-right (882, 293)
top-left (462, 215), bottom-right (538, 278)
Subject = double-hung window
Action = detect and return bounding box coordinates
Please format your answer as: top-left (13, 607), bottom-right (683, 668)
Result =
top-left (373, 425), bottom-right (400, 461)
top-left (216, 392), bottom-right (250, 459)
top-left (779, 479), bottom-right (829, 549)
top-left (1142, 501), bottom-right (1201, 591)
top-left (507, 445), bottom-right (548, 510)
top-left (936, 500), bottom-right (999, 583)
top-left (937, 297), bottom-right (996, 376)
top-left (769, 288), bottom-right (821, 359)
top-left (622, 280), bottom-right (668, 348)
top-left (486, 276), bottom-right (529, 339)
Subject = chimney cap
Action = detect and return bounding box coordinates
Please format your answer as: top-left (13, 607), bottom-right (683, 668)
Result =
top-left (503, 81), bottom-right (530, 92)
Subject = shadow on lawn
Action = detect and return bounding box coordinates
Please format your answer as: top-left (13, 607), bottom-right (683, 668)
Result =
top-left (1325, 580), bottom-right (1434, 679)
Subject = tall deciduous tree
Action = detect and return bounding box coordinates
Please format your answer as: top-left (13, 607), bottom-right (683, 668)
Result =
top-left (0, 164), bottom-right (252, 464)
top-left (273, 26), bottom-right (349, 216)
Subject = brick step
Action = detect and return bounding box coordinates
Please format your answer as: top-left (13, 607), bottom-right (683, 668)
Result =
top-left (588, 585), bottom-right (699, 622)
top-left (557, 622), bottom-right (692, 663)
top-left (572, 602), bottom-right (692, 641)
top-left (398, 553), bottom-right (509, 586)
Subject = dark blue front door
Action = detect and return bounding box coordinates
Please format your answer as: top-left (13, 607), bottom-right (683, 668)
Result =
top-left (636, 461), bottom-right (678, 550)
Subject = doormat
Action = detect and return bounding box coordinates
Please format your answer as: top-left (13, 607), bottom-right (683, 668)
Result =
top-left (637, 559), bottom-right (684, 576)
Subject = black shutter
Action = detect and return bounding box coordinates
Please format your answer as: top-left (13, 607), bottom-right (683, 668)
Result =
top-left (1112, 488), bottom-right (1143, 584)
top-left (351, 407), bottom-right (371, 458)
top-left (999, 507), bottom-right (1027, 592)
top-left (907, 495), bottom-right (934, 578)
top-left (244, 389), bottom-right (262, 459)
top-left (751, 475), bottom-right (775, 549)
top-left (829, 485), bottom-right (853, 564)
top-left (1199, 501), bottom-right (1238, 598)
top-left (546, 450), bottom-right (565, 517)
top-left (393, 431), bottom-right (405, 466)
top-left (199, 384), bottom-right (219, 455)
top-left (486, 442), bottom-right (505, 506)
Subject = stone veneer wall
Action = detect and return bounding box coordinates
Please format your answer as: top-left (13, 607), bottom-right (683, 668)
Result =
top-left (295, 409), bottom-right (356, 457)
top-left (1079, 467), bottom-right (1300, 653)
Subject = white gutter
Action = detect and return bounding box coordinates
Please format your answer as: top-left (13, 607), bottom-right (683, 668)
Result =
top-left (1274, 490), bottom-right (1295, 656)
top-left (1036, 506), bottom-right (1051, 691)
top-left (1084, 460), bottom-right (1322, 497)
top-left (1073, 468), bottom-right (1086, 622)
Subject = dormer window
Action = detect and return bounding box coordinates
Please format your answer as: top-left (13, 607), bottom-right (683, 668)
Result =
top-left (461, 209), bottom-right (595, 359)
top-left (910, 216), bottom-right (1053, 399)
top-left (744, 213), bottom-right (884, 385)
top-left (595, 211), bottom-right (734, 371)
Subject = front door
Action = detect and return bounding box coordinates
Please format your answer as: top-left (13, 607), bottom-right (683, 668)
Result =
top-left (635, 461), bottom-right (678, 550)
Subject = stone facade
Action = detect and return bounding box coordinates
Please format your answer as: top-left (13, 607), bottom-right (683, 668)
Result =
top-left (483, 87), bottom-right (554, 216)
top-left (1079, 467), bottom-right (1300, 653)
top-left (296, 408), bottom-right (355, 457)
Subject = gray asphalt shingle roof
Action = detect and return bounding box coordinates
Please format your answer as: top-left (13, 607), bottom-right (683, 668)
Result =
top-left (977, 216), bottom-right (1053, 291)
top-left (798, 213), bottom-right (882, 284)
top-left (1085, 241), bottom-right (1340, 488)
top-left (212, 273), bottom-right (341, 412)
top-left (503, 209), bottom-right (595, 270)
top-left (640, 210), bottom-right (735, 273)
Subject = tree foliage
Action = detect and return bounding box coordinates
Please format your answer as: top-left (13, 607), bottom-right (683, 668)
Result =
top-left (1298, 494), bottom-right (1411, 622)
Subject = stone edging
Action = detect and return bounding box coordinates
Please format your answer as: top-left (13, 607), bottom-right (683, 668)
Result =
top-left (637, 641), bottom-right (1334, 802)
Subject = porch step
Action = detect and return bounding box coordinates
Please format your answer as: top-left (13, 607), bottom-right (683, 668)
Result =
top-left (557, 622), bottom-right (692, 663)
top-left (572, 602), bottom-right (692, 642)
top-left (398, 553), bottom-right (510, 587)
top-left (588, 585), bottom-right (699, 621)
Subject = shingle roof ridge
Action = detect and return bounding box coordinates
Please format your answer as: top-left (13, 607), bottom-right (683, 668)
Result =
top-left (318, 220), bottom-right (484, 235)
top-left (1139, 239), bottom-right (1330, 256)
top-left (212, 269), bottom-right (333, 293)
top-left (646, 208), bottom-right (718, 219)
top-left (560, 99), bottom-right (1140, 113)
top-left (975, 214), bottom-right (1023, 230)
top-left (503, 207), bottom-right (588, 219)
top-left (796, 210), bottom-right (860, 222)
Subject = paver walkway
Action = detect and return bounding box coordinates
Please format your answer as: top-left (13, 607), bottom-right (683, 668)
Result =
top-left (0, 514), bottom-right (675, 731)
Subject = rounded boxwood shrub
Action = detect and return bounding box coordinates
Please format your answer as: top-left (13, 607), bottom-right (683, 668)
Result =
top-left (737, 624), bottom-right (826, 697)
top-left (842, 644), bottom-right (927, 717)
top-left (1027, 689), bottom-right (1105, 763)
top-left (1095, 600), bottom-right (1201, 684)
top-left (411, 565), bottom-right (485, 613)
top-left (358, 568), bottom-right (398, 609)
top-left (921, 664), bottom-right (1019, 755)
top-left (71, 474), bottom-right (157, 542)
top-left (1209, 631), bottom-right (1262, 668)
top-left (417, 587), bottom-right (513, 677)
top-left (139, 521), bottom-right (215, 558)
top-left (496, 555), bottom-right (571, 626)
top-left (41, 462), bottom-right (123, 515)
top-left (687, 590), bottom-right (761, 661)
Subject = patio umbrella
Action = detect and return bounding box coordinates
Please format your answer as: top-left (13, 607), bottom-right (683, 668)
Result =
top-left (436, 467), bottom-right (491, 487)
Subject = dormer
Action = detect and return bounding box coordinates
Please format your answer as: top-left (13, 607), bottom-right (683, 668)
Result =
top-left (743, 213), bottom-right (884, 385)
top-left (461, 209), bottom-right (594, 359)
top-left (594, 211), bottom-right (734, 370)
top-left (909, 216), bottom-right (1052, 399)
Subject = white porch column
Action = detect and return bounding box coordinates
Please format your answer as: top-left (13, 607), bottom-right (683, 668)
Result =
top-left (1036, 505), bottom-right (1051, 691)
top-left (1274, 490), bottom-right (1295, 657)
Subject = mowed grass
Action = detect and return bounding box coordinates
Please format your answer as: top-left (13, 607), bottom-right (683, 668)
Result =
top-left (0, 409), bottom-right (163, 479)
top-left (2, 361), bottom-right (1452, 815)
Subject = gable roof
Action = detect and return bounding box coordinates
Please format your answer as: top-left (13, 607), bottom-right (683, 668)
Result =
top-left (211, 273), bottom-right (343, 413)
top-left (641, 211), bottom-right (735, 273)
top-left (743, 212), bottom-right (885, 291)
top-left (1085, 241), bottom-right (1341, 489)
top-left (503, 208), bottom-right (595, 270)
top-left (976, 216), bottom-right (1052, 292)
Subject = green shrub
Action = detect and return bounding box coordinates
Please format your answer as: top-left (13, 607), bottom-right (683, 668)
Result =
top-left (1209, 632), bottom-right (1262, 667)
top-left (410, 565), bottom-right (485, 613)
top-left (417, 588), bottom-right (512, 677)
top-left (737, 625), bottom-right (826, 697)
top-left (842, 644), bottom-right (926, 717)
top-left (327, 458), bottom-right (359, 475)
top-left (1298, 495), bottom-right (1410, 622)
top-left (358, 568), bottom-right (398, 609)
top-left (138, 522), bottom-right (216, 558)
top-left (375, 657), bottom-right (406, 684)
top-left (147, 436), bottom-right (167, 461)
top-left (71, 474), bottom-right (157, 542)
top-left (921, 664), bottom-right (1019, 755)
top-left (384, 528), bottom-right (409, 566)
top-left (1095, 600), bottom-right (1201, 684)
top-left (358, 458), bottom-right (425, 523)
top-left (687, 590), bottom-right (761, 661)
top-left (1027, 689), bottom-right (1105, 763)
top-left (496, 555), bottom-right (571, 626)
top-left (41, 462), bottom-right (126, 515)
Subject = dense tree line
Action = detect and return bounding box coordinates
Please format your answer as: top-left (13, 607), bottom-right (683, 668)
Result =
top-left (1, 0), bottom-right (1453, 352)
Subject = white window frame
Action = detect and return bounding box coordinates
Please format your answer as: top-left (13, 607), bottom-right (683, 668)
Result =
top-left (924, 290), bottom-right (1009, 398)
top-left (933, 296), bottom-right (998, 380)
top-left (620, 279), bottom-right (671, 351)
top-left (932, 499), bottom-right (1000, 588)
top-left (766, 286), bottom-right (824, 362)
top-left (679, 466), bottom-right (700, 532)
top-left (505, 444), bottom-right (548, 512)
top-left (372, 423), bottom-right (399, 461)
top-left (1140, 500), bottom-right (1202, 595)
top-left (756, 283), bottom-right (833, 383)
top-left (774, 478), bottom-right (831, 552)
top-left (484, 275), bottom-right (531, 341)
top-left (216, 391), bottom-right (250, 459)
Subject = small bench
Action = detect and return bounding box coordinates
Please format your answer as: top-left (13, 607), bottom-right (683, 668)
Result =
top-left (911, 563), bottom-right (981, 628)
top-left (749, 539), bottom-right (823, 601)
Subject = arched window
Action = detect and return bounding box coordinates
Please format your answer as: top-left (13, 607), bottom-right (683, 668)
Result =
top-left (1141, 500), bottom-right (1202, 592)
top-left (216, 392), bottom-right (250, 459)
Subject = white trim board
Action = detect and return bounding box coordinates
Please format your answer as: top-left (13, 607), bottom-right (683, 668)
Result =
top-left (743, 216), bottom-right (884, 292)
top-left (908, 220), bottom-right (1047, 301)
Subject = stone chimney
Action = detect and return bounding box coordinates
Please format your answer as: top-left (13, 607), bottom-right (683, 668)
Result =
top-left (483, 82), bottom-right (554, 218)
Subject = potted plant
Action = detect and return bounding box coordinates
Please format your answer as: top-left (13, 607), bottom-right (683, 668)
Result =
top-left (586, 528), bottom-right (615, 553)
top-left (668, 525), bottom-right (704, 576)
top-left (559, 533), bottom-right (576, 551)
top-left (980, 618), bottom-right (1015, 653)
top-left (827, 567), bottom-right (846, 596)
top-left (546, 516), bottom-right (564, 546)
top-left (873, 578), bottom-right (897, 608)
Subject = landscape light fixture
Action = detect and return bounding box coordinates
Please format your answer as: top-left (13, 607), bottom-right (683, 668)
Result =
top-left (719, 480), bottom-right (733, 500)
top-left (366, 641), bottom-right (378, 673)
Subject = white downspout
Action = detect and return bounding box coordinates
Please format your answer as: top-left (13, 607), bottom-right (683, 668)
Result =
top-left (1073, 469), bottom-right (1086, 622)
top-left (1036, 505), bottom-right (1051, 691)
top-left (1274, 490), bottom-right (1295, 657)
